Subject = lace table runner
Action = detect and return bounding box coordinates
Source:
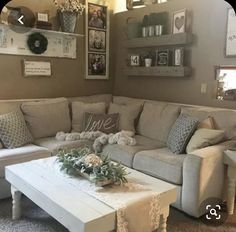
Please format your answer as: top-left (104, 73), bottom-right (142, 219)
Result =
top-left (36, 158), bottom-right (161, 232)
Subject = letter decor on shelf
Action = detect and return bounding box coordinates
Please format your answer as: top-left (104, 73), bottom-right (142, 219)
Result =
top-left (0, 24), bottom-right (77, 59)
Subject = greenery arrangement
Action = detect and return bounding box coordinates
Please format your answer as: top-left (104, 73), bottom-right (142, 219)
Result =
top-left (53, 0), bottom-right (86, 15)
top-left (57, 147), bottom-right (128, 186)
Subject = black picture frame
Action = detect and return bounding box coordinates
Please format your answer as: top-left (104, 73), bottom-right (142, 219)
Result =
top-left (88, 53), bottom-right (106, 76)
top-left (156, 49), bottom-right (170, 66)
top-left (88, 29), bottom-right (106, 52)
top-left (88, 3), bottom-right (107, 30)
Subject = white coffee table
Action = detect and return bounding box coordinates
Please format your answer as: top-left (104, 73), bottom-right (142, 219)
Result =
top-left (5, 157), bottom-right (177, 232)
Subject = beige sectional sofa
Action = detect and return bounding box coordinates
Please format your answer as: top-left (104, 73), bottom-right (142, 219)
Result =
top-left (0, 94), bottom-right (235, 218)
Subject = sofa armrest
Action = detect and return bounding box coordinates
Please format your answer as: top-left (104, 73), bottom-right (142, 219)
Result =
top-left (182, 141), bottom-right (236, 217)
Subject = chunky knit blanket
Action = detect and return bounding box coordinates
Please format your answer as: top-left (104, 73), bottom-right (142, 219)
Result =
top-left (55, 130), bottom-right (137, 153)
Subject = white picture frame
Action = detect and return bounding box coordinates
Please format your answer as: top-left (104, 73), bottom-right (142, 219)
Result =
top-left (86, 1), bottom-right (109, 80)
top-left (130, 55), bottom-right (140, 66)
top-left (23, 60), bottom-right (52, 77)
top-left (226, 8), bottom-right (236, 57)
top-left (172, 9), bottom-right (186, 34)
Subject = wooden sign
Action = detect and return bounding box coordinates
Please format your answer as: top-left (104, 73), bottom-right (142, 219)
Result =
top-left (23, 60), bottom-right (52, 77)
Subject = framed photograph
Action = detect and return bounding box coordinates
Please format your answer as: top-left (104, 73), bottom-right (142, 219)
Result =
top-left (86, 2), bottom-right (109, 80)
top-left (88, 29), bottom-right (106, 52)
top-left (172, 9), bottom-right (186, 34)
top-left (174, 48), bottom-right (184, 66)
top-left (156, 49), bottom-right (170, 66)
top-left (88, 3), bottom-right (107, 30)
top-left (23, 60), bottom-right (52, 77)
top-left (226, 8), bottom-right (236, 57)
top-left (88, 53), bottom-right (106, 77)
top-left (130, 55), bottom-right (140, 66)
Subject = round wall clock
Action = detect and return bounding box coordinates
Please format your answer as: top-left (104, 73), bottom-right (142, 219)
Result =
top-left (27, 32), bottom-right (48, 54)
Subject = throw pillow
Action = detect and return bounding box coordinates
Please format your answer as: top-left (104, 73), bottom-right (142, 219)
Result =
top-left (0, 111), bottom-right (33, 149)
top-left (167, 114), bottom-right (199, 154)
top-left (0, 141), bottom-right (3, 149)
top-left (84, 113), bottom-right (119, 134)
top-left (21, 98), bottom-right (71, 139)
top-left (186, 129), bottom-right (225, 153)
top-left (198, 117), bottom-right (215, 129)
top-left (72, 102), bottom-right (106, 132)
top-left (108, 103), bottom-right (141, 132)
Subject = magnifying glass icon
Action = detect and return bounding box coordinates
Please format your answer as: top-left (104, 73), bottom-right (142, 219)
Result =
top-left (210, 208), bottom-right (218, 217)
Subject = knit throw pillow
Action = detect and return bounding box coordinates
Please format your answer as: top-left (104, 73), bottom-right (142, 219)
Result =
top-left (0, 111), bottom-right (33, 149)
top-left (167, 114), bottom-right (199, 154)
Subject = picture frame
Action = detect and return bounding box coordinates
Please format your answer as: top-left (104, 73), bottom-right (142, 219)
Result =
top-left (88, 29), bottom-right (106, 52)
top-left (130, 55), bottom-right (140, 66)
top-left (225, 8), bottom-right (236, 57)
top-left (86, 2), bottom-right (109, 80)
top-left (37, 12), bottom-right (49, 22)
top-left (88, 53), bottom-right (106, 76)
top-left (88, 3), bottom-right (107, 30)
top-left (156, 49), bottom-right (170, 66)
top-left (23, 60), bottom-right (52, 77)
top-left (172, 9), bottom-right (187, 34)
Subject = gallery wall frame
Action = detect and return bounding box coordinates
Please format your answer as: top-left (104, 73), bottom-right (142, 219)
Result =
top-left (85, 1), bottom-right (110, 80)
top-left (22, 60), bottom-right (52, 77)
top-left (225, 7), bottom-right (236, 57)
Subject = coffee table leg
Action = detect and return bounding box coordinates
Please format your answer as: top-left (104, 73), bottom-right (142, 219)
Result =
top-left (227, 177), bottom-right (236, 215)
top-left (11, 185), bottom-right (22, 220)
top-left (158, 207), bottom-right (169, 232)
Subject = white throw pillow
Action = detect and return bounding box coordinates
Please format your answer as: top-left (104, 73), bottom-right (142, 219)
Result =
top-left (72, 102), bottom-right (106, 132)
top-left (198, 117), bottom-right (215, 129)
top-left (108, 103), bottom-right (141, 132)
top-left (21, 98), bottom-right (71, 139)
top-left (186, 129), bottom-right (225, 154)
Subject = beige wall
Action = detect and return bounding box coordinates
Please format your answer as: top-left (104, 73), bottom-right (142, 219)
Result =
top-left (112, 0), bottom-right (236, 109)
top-left (0, 0), bottom-right (113, 100)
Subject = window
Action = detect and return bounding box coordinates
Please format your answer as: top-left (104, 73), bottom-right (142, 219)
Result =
top-left (216, 66), bottom-right (236, 101)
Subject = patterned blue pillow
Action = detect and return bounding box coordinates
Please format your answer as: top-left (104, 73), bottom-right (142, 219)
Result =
top-left (0, 111), bottom-right (33, 149)
top-left (167, 114), bottom-right (199, 154)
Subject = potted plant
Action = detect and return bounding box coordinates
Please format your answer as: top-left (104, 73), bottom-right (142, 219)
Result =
top-left (53, 0), bottom-right (86, 33)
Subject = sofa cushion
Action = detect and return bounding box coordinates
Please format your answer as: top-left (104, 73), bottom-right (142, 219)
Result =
top-left (69, 94), bottom-right (112, 108)
top-left (108, 103), bottom-right (141, 132)
top-left (21, 98), bottom-right (71, 139)
top-left (133, 148), bottom-right (186, 185)
top-left (113, 96), bottom-right (145, 106)
top-left (182, 106), bottom-right (236, 140)
top-left (137, 102), bottom-right (180, 143)
top-left (186, 129), bottom-right (225, 154)
top-left (84, 112), bottom-right (119, 134)
top-left (102, 135), bottom-right (165, 167)
top-left (0, 144), bottom-right (50, 178)
top-left (0, 111), bottom-right (33, 149)
top-left (167, 115), bottom-right (199, 154)
top-left (72, 102), bottom-right (106, 132)
top-left (34, 137), bottom-right (93, 156)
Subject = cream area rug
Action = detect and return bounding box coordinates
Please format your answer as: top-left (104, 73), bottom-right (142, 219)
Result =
top-left (0, 196), bottom-right (236, 232)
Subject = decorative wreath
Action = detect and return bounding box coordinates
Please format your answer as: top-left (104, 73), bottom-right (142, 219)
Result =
top-left (27, 32), bottom-right (48, 54)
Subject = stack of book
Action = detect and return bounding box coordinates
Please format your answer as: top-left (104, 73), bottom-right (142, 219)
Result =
top-left (36, 21), bottom-right (52, 30)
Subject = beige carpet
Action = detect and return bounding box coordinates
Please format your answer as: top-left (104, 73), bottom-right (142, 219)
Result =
top-left (0, 196), bottom-right (236, 232)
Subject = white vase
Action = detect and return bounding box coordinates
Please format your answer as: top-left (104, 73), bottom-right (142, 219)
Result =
top-left (145, 58), bottom-right (152, 67)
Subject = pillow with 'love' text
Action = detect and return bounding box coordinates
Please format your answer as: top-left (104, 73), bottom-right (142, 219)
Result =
top-left (84, 112), bottom-right (120, 134)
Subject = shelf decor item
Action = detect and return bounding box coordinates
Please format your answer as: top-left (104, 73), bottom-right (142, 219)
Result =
top-left (130, 54), bottom-right (140, 66)
top-left (53, 0), bottom-right (86, 33)
top-left (172, 9), bottom-right (186, 34)
top-left (27, 32), bottom-right (48, 54)
top-left (142, 15), bottom-right (149, 37)
top-left (156, 49), bottom-right (170, 66)
top-left (57, 147), bottom-right (128, 187)
top-left (174, 48), bottom-right (184, 66)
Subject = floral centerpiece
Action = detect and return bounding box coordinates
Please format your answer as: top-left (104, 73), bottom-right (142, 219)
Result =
top-left (57, 147), bottom-right (128, 186)
top-left (53, 0), bottom-right (86, 33)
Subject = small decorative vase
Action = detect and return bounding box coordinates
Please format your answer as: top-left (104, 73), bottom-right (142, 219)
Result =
top-left (148, 25), bottom-right (155, 37)
top-left (145, 58), bottom-right (152, 67)
top-left (155, 25), bottom-right (164, 36)
top-left (59, 11), bottom-right (78, 33)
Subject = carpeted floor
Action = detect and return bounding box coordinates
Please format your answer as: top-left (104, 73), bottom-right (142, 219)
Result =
top-left (0, 196), bottom-right (236, 232)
